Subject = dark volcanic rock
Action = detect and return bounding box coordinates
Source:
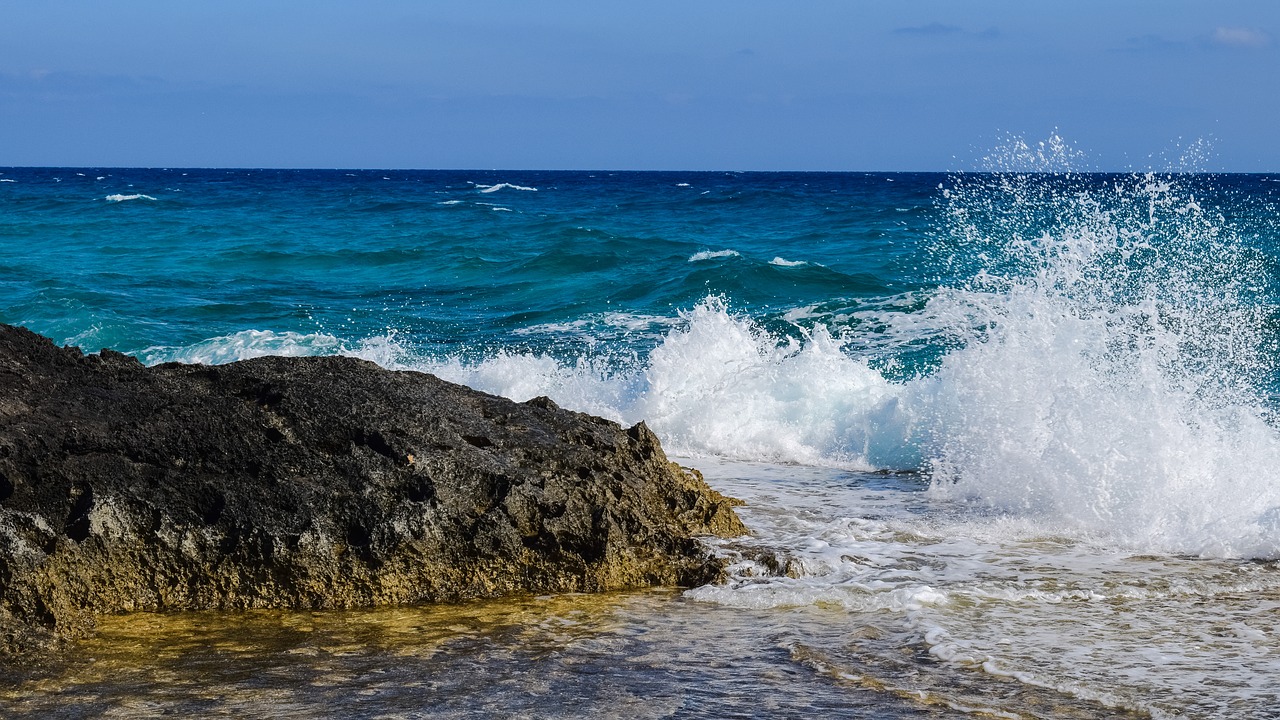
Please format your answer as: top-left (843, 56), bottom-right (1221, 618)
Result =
top-left (0, 324), bottom-right (745, 660)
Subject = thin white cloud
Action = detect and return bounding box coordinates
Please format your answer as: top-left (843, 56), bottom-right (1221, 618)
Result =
top-left (1211, 26), bottom-right (1270, 49)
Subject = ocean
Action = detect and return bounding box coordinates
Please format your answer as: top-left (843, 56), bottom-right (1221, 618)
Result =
top-left (3, 163), bottom-right (1280, 718)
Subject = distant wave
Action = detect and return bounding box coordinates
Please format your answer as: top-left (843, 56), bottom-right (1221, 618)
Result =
top-left (0, 179), bottom-right (15, 183)
top-left (105, 194), bottom-right (156, 202)
top-left (769, 257), bottom-right (808, 267)
top-left (688, 249), bottom-right (740, 262)
top-left (475, 182), bottom-right (538, 193)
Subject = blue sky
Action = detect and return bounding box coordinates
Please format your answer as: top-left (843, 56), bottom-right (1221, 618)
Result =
top-left (1, 1), bottom-right (1276, 171)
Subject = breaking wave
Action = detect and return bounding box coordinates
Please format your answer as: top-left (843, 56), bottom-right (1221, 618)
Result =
top-left (149, 154), bottom-right (1280, 558)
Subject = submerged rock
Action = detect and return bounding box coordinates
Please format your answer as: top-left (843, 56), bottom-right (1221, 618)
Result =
top-left (0, 324), bottom-right (744, 660)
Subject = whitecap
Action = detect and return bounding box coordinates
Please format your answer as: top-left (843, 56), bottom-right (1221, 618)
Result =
top-left (105, 194), bottom-right (156, 202)
top-left (769, 257), bottom-right (807, 267)
top-left (688, 249), bottom-right (740, 262)
top-left (475, 182), bottom-right (538, 193)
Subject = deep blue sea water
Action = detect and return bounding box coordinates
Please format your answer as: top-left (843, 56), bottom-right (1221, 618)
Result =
top-left (6, 165), bottom-right (1280, 718)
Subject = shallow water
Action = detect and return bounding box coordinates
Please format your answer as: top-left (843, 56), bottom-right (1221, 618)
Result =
top-left (9, 459), bottom-right (1269, 719)
top-left (694, 461), bottom-right (1280, 719)
top-left (4, 591), bottom-right (931, 720)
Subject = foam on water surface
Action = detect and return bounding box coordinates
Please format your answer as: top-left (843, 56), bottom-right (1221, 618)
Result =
top-left (140, 330), bottom-right (404, 367)
top-left (474, 182), bottom-right (538, 193)
top-left (687, 249), bottom-right (740, 262)
top-left (686, 459), bottom-right (1280, 718)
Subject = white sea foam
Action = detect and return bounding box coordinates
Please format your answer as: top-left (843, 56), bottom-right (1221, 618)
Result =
top-left (141, 331), bottom-right (345, 365)
top-left (687, 249), bottom-right (740, 262)
top-left (907, 166), bottom-right (1280, 559)
top-left (769, 256), bottom-right (807, 267)
top-left (139, 330), bottom-right (411, 367)
top-left (105, 193), bottom-right (156, 202)
top-left (635, 298), bottom-right (909, 468)
top-left (399, 297), bottom-right (914, 470)
top-left (438, 200), bottom-right (463, 205)
top-left (426, 352), bottom-right (633, 423)
top-left (513, 312), bottom-right (675, 339)
top-left (474, 182), bottom-right (538, 193)
top-left (0, 179), bottom-right (15, 183)
top-left (684, 458), bottom-right (1280, 717)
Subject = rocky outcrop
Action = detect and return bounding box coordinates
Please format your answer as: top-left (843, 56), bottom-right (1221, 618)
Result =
top-left (0, 324), bottom-right (744, 660)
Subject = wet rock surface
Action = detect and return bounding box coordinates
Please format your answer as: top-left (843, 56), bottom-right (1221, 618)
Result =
top-left (0, 324), bottom-right (745, 661)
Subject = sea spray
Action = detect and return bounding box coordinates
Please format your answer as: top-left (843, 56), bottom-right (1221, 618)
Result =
top-left (917, 155), bottom-right (1280, 557)
top-left (417, 297), bottom-right (913, 469)
top-left (636, 297), bottom-right (908, 469)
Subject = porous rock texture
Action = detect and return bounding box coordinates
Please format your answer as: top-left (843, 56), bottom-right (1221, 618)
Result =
top-left (0, 324), bottom-right (745, 660)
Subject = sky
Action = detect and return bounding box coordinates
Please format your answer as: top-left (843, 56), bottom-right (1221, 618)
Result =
top-left (1, 1), bottom-right (1277, 171)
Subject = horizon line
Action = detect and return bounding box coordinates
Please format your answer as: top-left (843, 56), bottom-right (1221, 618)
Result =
top-left (1, 165), bottom-right (1274, 175)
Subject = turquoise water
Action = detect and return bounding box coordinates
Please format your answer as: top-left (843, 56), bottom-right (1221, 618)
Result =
top-left (6, 165), bottom-right (1280, 717)
top-left (1, 169), bottom-right (925, 358)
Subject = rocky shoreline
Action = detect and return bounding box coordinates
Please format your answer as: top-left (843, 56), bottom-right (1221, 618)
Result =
top-left (0, 324), bottom-right (745, 661)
